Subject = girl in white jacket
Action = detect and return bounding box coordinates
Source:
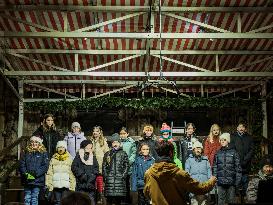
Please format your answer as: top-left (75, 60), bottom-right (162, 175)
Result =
top-left (46, 141), bottom-right (76, 205)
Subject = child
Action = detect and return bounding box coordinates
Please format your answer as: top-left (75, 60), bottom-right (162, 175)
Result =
top-left (212, 133), bottom-right (242, 205)
top-left (46, 141), bottom-right (76, 205)
top-left (159, 124), bottom-right (182, 169)
top-left (33, 114), bottom-right (61, 158)
top-left (132, 143), bottom-right (155, 205)
top-left (19, 136), bottom-right (49, 205)
top-left (185, 141), bottom-right (211, 205)
top-left (138, 124), bottom-right (158, 159)
top-left (102, 133), bottom-right (129, 205)
top-left (64, 122), bottom-right (86, 159)
top-left (71, 140), bottom-right (99, 204)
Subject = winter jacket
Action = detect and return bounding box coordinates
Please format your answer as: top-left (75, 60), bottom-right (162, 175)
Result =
top-left (91, 138), bottom-right (109, 174)
top-left (212, 146), bottom-right (242, 186)
top-left (46, 152), bottom-right (76, 191)
top-left (185, 154), bottom-right (211, 183)
top-left (33, 126), bottom-right (62, 158)
top-left (132, 155), bottom-right (155, 192)
top-left (230, 131), bottom-right (254, 173)
top-left (144, 159), bottom-right (215, 205)
top-left (64, 132), bottom-right (86, 159)
top-left (102, 148), bottom-right (129, 197)
top-left (71, 149), bottom-right (99, 191)
top-left (138, 135), bottom-right (159, 160)
top-left (246, 170), bottom-right (273, 204)
top-left (19, 147), bottom-right (49, 187)
top-left (203, 137), bottom-right (221, 167)
top-left (178, 134), bottom-right (199, 168)
top-left (121, 137), bottom-right (137, 175)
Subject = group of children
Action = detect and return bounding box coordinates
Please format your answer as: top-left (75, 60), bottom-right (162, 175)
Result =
top-left (19, 114), bottom-right (273, 205)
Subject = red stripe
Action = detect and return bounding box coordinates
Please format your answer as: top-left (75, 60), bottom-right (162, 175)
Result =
top-left (9, 38), bottom-right (18, 49)
top-left (48, 11), bottom-right (58, 30)
top-left (57, 12), bottom-right (64, 31)
top-left (102, 12), bottom-right (109, 32)
top-left (93, 54), bottom-right (98, 67)
top-left (67, 12), bottom-right (75, 31)
top-left (78, 54), bottom-right (83, 70)
top-left (73, 0), bottom-right (78, 5)
top-left (17, 39), bottom-right (26, 49)
top-left (90, 39), bottom-right (96, 49)
top-left (85, 54), bottom-right (91, 68)
top-left (28, 11), bottom-right (40, 32)
top-left (76, 11), bottom-right (83, 30)
top-left (63, 54), bottom-right (72, 70)
top-left (82, 39), bottom-right (87, 49)
top-left (120, 0), bottom-right (125, 5)
top-left (84, 12), bottom-right (92, 29)
top-left (9, 11), bottom-right (22, 32)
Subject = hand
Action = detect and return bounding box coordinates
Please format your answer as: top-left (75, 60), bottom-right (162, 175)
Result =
top-left (209, 176), bottom-right (217, 184)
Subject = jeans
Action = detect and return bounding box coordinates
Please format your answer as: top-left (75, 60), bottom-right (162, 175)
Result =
top-left (138, 189), bottom-right (150, 205)
top-left (53, 188), bottom-right (69, 205)
top-left (24, 186), bottom-right (40, 205)
top-left (217, 185), bottom-right (235, 205)
top-left (241, 174), bottom-right (249, 196)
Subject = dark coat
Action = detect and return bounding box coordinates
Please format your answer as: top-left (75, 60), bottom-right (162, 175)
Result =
top-left (137, 137), bottom-right (158, 160)
top-left (33, 126), bottom-right (62, 158)
top-left (230, 131), bottom-right (254, 174)
top-left (19, 151), bottom-right (49, 187)
top-left (102, 148), bottom-right (129, 197)
top-left (132, 155), bottom-right (155, 191)
top-left (212, 146), bottom-right (242, 186)
top-left (71, 152), bottom-right (99, 191)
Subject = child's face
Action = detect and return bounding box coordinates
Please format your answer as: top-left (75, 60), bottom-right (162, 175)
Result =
top-left (212, 127), bottom-right (220, 136)
top-left (112, 141), bottom-right (121, 149)
top-left (162, 123), bottom-right (167, 127)
top-left (263, 164), bottom-right (273, 176)
top-left (119, 130), bottom-right (129, 139)
top-left (220, 138), bottom-right (228, 147)
top-left (93, 128), bottom-right (101, 138)
top-left (144, 129), bottom-right (153, 137)
top-left (193, 147), bottom-right (202, 156)
top-left (72, 127), bottom-right (80, 133)
top-left (162, 132), bottom-right (169, 139)
top-left (186, 125), bottom-right (194, 136)
top-left (30, 140), bottom-right (39, 149)
top-left (57, 146), bottom-right (66, 155)
top-left (141, 145), bottom-right (150, 156)
top-left (45, 117), bottom-right (54, 127)
top-left (237, 124), bottom-right (246, 134)
top-left (84, 144), bottom-right (93, 153)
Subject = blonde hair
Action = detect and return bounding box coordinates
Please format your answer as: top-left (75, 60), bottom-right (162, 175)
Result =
top-left (143, 124), bottom-right (154, 133)
top-left (208, 124), bottom-right (221, 139)
top-left (91, 126), bottom-right (106, 147)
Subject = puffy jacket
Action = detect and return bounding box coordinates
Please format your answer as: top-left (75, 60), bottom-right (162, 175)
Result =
top-left (212, 146), bottom-right (242, 186)
top-left (144, 160), bottom-right (215, 205)
top-left (91, 138), bottom-right (109, 174)
top-left (102, 148), bottom-right (129, 197)
top-left (246, 170), bottom-right (273, 204)
top-left (19, 149), bottom-right (49, 187)
top-left (185, 154), bottom-right (211, 183)
top-left (46, 152), bottom-right (76, 191)
top-left (121, 137), bottom-right (137, 175)
top-left (33, 126), bottom-right (62, 158)
top-left (132, 155), bottom-right (155, 191)
top-left (138, 136), bottom-right (159, 160)
top-left (71, 149), bottom-right (99, 191)
top-left (178, 134), bottom-right (199, 167)
top-left (230, 131), bottom-right (254, 173)
top-left (203, 137), bottom-right (221, 167)
top-left (64, 132), bottom-right (86, 159)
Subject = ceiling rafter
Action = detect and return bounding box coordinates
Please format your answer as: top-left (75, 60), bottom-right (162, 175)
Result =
top-left (212, 84), bottom-right (260, 98)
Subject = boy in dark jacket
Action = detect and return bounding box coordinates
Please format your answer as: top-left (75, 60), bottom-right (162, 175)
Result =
top-left (102, 133), bottom-right (129, 205)
top-left (19, 136), bottom-right (49, 205)
top-left (71, 140), bottom-right (99, 205)
top-left (212, 133), bottom-right (242, 205)
top-left (132, 142), bottom-right (155, 205)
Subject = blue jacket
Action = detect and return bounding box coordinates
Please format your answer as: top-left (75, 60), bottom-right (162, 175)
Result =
top-left (132, 155), bottom-right (155, 191)
top-left (185, 154), bottom-right (211, 183)
top-left (19, 150), bottom-right (49, 187)
top-left (121, 137), bottom-right (137, 174)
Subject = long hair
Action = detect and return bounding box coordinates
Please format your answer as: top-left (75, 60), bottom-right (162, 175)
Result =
top-left (42, 113), bottom-right (56, 131)
top-left (91, 126), bottom-right (106, 147)
top-left (208, 124), bottom-right (221, 139)
top-left (138, 142), bottom-right (150, 155)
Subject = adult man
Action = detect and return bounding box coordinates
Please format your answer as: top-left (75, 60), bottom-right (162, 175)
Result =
top-left (230, 122), bottom-right (254, 196)
top-left (144, 141), bottom-right (217, 205)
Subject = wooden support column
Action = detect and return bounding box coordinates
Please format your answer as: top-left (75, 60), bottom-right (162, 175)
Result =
top-left (262, 82), bottom-right (268, 154)
top-left (17, 80), bottom-right (24, 159)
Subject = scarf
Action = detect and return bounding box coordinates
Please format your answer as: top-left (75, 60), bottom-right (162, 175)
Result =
top-left (79, 149), bottom-right (93, 165)
top-left (53, 151), bottom-right (70, 161)
top-left (26, 144), bottom-right (46, 153)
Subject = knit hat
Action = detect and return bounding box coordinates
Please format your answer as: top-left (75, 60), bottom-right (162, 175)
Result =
top-left (71, 122), bottom-right (81, 129)
top-left (30, 136), bottom-right (43, 144)
top-left (80, 140), bottom-right (93, 149)
top-left (56, 140), bottom-right (67, 150)
top-left (192, 141), bottom-right (203, 150)
top-left (219, 133), bottom-right (230, 143)
top-left (160, 124), bottom-right (171, 133)
top-left (109, 133), bottom-right (121, 143)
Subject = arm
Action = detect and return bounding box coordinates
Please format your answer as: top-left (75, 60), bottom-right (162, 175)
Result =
top-left (129, 142), bottom-right (137, 166)
top-left (103, 140), bottom-right (110, 154)
top-left (36, 152), bottom-right (49, 177)
top-left (143, 172), bottom-right (151, 198)
top-left (19, 154), bottom-right (27, 175)
top-left (234, 151), bottom-right (242, 186)
top-left (207, 159), bottom-right (212, 178)
top-left (212, 154), bottom-right (217, 177)
top-left (71, 154), bottom-right (85, 178)
top-left (243, 136), bottom-right (254, 164)
top-left (102, 152), bottom-right (108, 178)
top-left (122, 152), bottom-right (129, 178)
top-left (185, 159), bottom-right (191, 173)
top-left (46, 159), bottom-right (54, 191)
top-left (203, 140), bottom-right (210, 158)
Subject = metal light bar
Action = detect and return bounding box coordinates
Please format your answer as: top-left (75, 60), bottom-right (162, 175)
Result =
top-left (212, 84), bottom-right (259, 98)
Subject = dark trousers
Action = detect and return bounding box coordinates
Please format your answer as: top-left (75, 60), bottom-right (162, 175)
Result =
top-left (138, 189), bottom-right (150, 205)
top-left (125, 175), bottom-right (131, 203)
top-left (241, 174), bottom-right (249, 196)
top-left (106, 196), bottom-right (126, 205)
top-left (77, 188), bottom-right (96, 205)
top-left (53, 188), bottom-right (69, 205)
top-left (217, 185), bottom-right (235, 205)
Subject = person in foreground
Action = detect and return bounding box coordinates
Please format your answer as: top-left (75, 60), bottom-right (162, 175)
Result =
top-left (144, 141), bottom-right (217, 205)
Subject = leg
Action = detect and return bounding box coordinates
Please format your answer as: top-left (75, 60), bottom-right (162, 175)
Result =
top-left (53, 189), bottom-right (63, 205)
top-left (24, 187), bottom-right (32, 205)
top-left (87, 191), bottom-right (96, 205)
top-left (217, 186), bottom-right (227, 205)
top-left (241, 174), bottom-right (249, 196)
top-left (226, 186), bottom-right (236, 204)
top-left (125, 175), bottom-right (131, 204)
top-left (138, 189), bottom-right (150, 205)
top-left (31, 187), bottom-right (40, 205)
